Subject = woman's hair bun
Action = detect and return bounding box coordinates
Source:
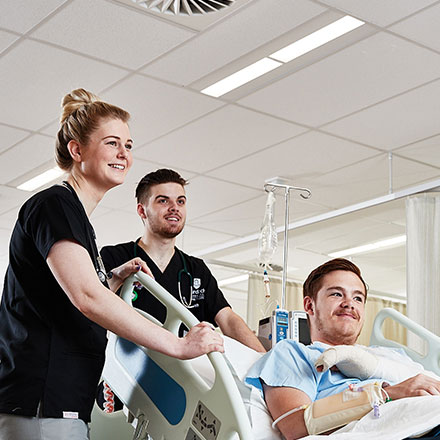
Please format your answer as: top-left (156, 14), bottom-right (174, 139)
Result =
top-left (60, 88), bottom-right (100, 123)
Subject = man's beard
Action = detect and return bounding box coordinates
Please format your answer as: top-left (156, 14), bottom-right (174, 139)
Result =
top-left (314, 312), bottom-right (361, 345)
top-left (147, 216), bottom-right (184, 239)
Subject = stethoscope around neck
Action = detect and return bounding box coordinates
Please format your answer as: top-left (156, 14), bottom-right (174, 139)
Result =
top-left (134, 239), bottom-right (196, 309)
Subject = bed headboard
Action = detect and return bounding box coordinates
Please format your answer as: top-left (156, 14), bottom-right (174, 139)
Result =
top-left (102, 272), bottom-right (254, 440)
top-left (370, 307), bottom-right (440, 377)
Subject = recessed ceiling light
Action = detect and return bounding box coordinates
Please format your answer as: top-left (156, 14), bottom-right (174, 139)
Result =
top-left (17, 167), bottom-right (65, 192)
top-left (218, 274), bottom-right (249, 287)
top-left (328, 235), bottom-right (406, 258)
top-left (201, 58), bottom-right (282, 98)
top-left (270, 15), bottom-right (365, 63)
top-left (200, 15), bottom-right (364, 98)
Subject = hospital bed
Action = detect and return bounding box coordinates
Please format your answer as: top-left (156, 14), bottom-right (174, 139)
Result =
top-left (101, 271), bottom-right (440, 440)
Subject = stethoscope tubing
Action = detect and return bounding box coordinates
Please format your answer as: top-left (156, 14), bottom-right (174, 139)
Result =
top-left (134, 239), bottom-right (195, 309)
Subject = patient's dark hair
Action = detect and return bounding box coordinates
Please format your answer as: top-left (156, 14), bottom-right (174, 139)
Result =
top-left (303, 258), bottom-right (368, 301)
top-left (135, 168), bottom-right (188, 204)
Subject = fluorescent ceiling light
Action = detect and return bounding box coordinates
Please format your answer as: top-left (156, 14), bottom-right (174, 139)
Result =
top-left (329, 235), bottom-right (406, 258)
top-left (218, 274), bottom-right (249, 288)
top-left (17, 167), bottom-right (65, 192)
top-left (270, 15), bottom-right (365, 63)
top-left (201, 58), bottom-right (282, 98)
top-left (200, 15), bottom-right (363, 98)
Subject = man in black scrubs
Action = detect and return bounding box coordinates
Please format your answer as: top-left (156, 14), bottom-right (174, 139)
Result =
top-left (101, 168), bottom-right (265, 352)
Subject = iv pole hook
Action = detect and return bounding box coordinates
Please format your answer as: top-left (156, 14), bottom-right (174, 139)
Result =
top-left (262, 180), bottom-right (312, 309)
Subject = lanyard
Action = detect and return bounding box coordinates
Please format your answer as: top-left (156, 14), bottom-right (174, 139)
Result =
top-left (61, 181), bottom-right (108, 284)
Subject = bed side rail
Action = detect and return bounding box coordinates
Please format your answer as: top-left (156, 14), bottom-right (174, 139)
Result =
top-left (102, 272), bottom-right (254, 440)
top-left (370, 307), bottom-right (440, 376)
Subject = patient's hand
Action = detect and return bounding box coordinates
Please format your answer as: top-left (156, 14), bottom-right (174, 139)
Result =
top-left (315, 345), bottom-right (378, 380)
top-left (179, 322), bottom-right (224, 359)
top-left (386, 373), bottom-right (440, 400)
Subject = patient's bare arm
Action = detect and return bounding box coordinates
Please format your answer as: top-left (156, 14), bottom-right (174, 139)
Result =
top-left (263, 384), bottom-right (311, 440)
top-left (385, 373), bottom-right (440, 400)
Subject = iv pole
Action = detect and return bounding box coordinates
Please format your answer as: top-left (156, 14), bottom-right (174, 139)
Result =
top-left (263, 178), bottom-right (311, 310)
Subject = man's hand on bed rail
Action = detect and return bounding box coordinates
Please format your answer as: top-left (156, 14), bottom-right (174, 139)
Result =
top-left (106, 257), bottom-right (154, 292)
top-left (178, 322), bottom-right (224, 359)
top-left (385, 373), bottom-right (440, 401)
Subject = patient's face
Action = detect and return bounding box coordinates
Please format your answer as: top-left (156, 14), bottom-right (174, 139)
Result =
top-left (307, 270), bottom-right (366, 345)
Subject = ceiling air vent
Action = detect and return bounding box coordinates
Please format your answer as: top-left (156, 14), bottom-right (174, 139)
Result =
top-left (130, 0), bottom-right (235, 15)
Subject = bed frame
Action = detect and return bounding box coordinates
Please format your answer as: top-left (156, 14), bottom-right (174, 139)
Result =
top-left (101, 271), bottom-right (254, 440)
top-left (101, 273), bottom-right (440, 440)
top-left (370, 307), bottom-right (440, 376)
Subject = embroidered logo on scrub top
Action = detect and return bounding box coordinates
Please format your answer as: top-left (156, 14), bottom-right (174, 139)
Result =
top-left (193, 278), bottom-right (201, 289)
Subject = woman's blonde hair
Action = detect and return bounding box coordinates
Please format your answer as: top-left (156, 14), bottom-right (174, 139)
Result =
top-left (55, 88), bottom-right (130, 171)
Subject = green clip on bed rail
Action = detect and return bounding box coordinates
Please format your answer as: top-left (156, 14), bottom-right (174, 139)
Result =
top-left (102, 272), bottom-right (254, 440)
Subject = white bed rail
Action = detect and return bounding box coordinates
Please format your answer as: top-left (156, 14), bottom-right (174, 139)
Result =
top-left (102, 272), bottom-right (254, 440)
top-left (370, 307), bottom-right (440, 376)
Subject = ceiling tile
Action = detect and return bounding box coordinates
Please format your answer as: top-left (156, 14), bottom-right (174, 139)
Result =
top-left (300, 153), bottom-right (440, 209)
top-left (93, 210), bottom-right (236, 253)
top-left (390, 3), bottom-right (440, 52)
top-left (142, 0), bottom-right (326, 85)
top-left (31, 0), bottom-right (194, 70)
top-left (175, 225), bottom-right (237, 254)
top-left (102, 74), bottom-right (222, 146)
top-left (99, 159), bottom-right (197, 211)
top-left (0, 124), bottom-right (30, 154)
top-left (354, 256), bottom-right (406, 295)
top-left (317, 0), bottom-right (438, 26)
top-left (0, 40), bottom-right (127, 130)
top-left (0, 134), bottom-right (54, 185)
top-left (307, 222), bottom-right (405, 255)
top-left (93, 209), bottom-right (141, 249)
top-left (134, 105), bottom-right (306, 174)
top-left (185, 176), bottom-right (260, 220)
top-left (0, 0), bottom-right (67, 34)
top-left (353, 199), bottom-right (407, 227)
top-left (323, 80), bottom-right (440, 149)
top-left (190, 192), bottom-right (328, 237)
top-left (0, 228), bottom-right (12, 276)
top-left (239, 32), bottom-right (440, 127)
top-left (287, 211), bottom-right (382, 249)
top-left (355, 247), bottom-right (406, 273)
top-left (0, 30), bottom-right (19, 52)
top-left (397, 134), bottom-right (440, 168)
top-left (0, 186), bottom-right (29, 218)
top-left (210, 130), bottom-right (377, 190)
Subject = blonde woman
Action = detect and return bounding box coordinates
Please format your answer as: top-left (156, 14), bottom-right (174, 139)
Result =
top-left (0, 89), bottom-right (223, 440)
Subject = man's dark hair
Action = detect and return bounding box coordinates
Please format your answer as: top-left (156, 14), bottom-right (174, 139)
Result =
top-left (135, 168), bottom-right (188, 204)
top-left (303, 258), bottom-right (368, 301)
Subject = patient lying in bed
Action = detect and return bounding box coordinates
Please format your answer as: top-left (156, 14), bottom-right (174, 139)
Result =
top-left (244, 259), bottom-right (440, 440)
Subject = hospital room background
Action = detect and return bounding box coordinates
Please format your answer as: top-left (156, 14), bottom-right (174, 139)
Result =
top-left (1, 0), bottom-right (440, 438)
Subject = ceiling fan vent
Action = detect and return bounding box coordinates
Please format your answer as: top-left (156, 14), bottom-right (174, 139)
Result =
top-left (130, 0), bottom-right (235, 15)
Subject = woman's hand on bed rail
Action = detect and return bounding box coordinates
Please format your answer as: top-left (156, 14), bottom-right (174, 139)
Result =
top-left (178, 322), bottom-right (224, 359)
top-left (107, 257), bottom-right (154, 292)
top-left (385, 373), bottom-right (440, 401)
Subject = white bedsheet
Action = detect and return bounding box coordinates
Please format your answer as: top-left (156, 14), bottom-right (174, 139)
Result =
top-left (191, 338), bottom-right (440, 440)
top-left (304, 395), bottom-right (440, 440)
